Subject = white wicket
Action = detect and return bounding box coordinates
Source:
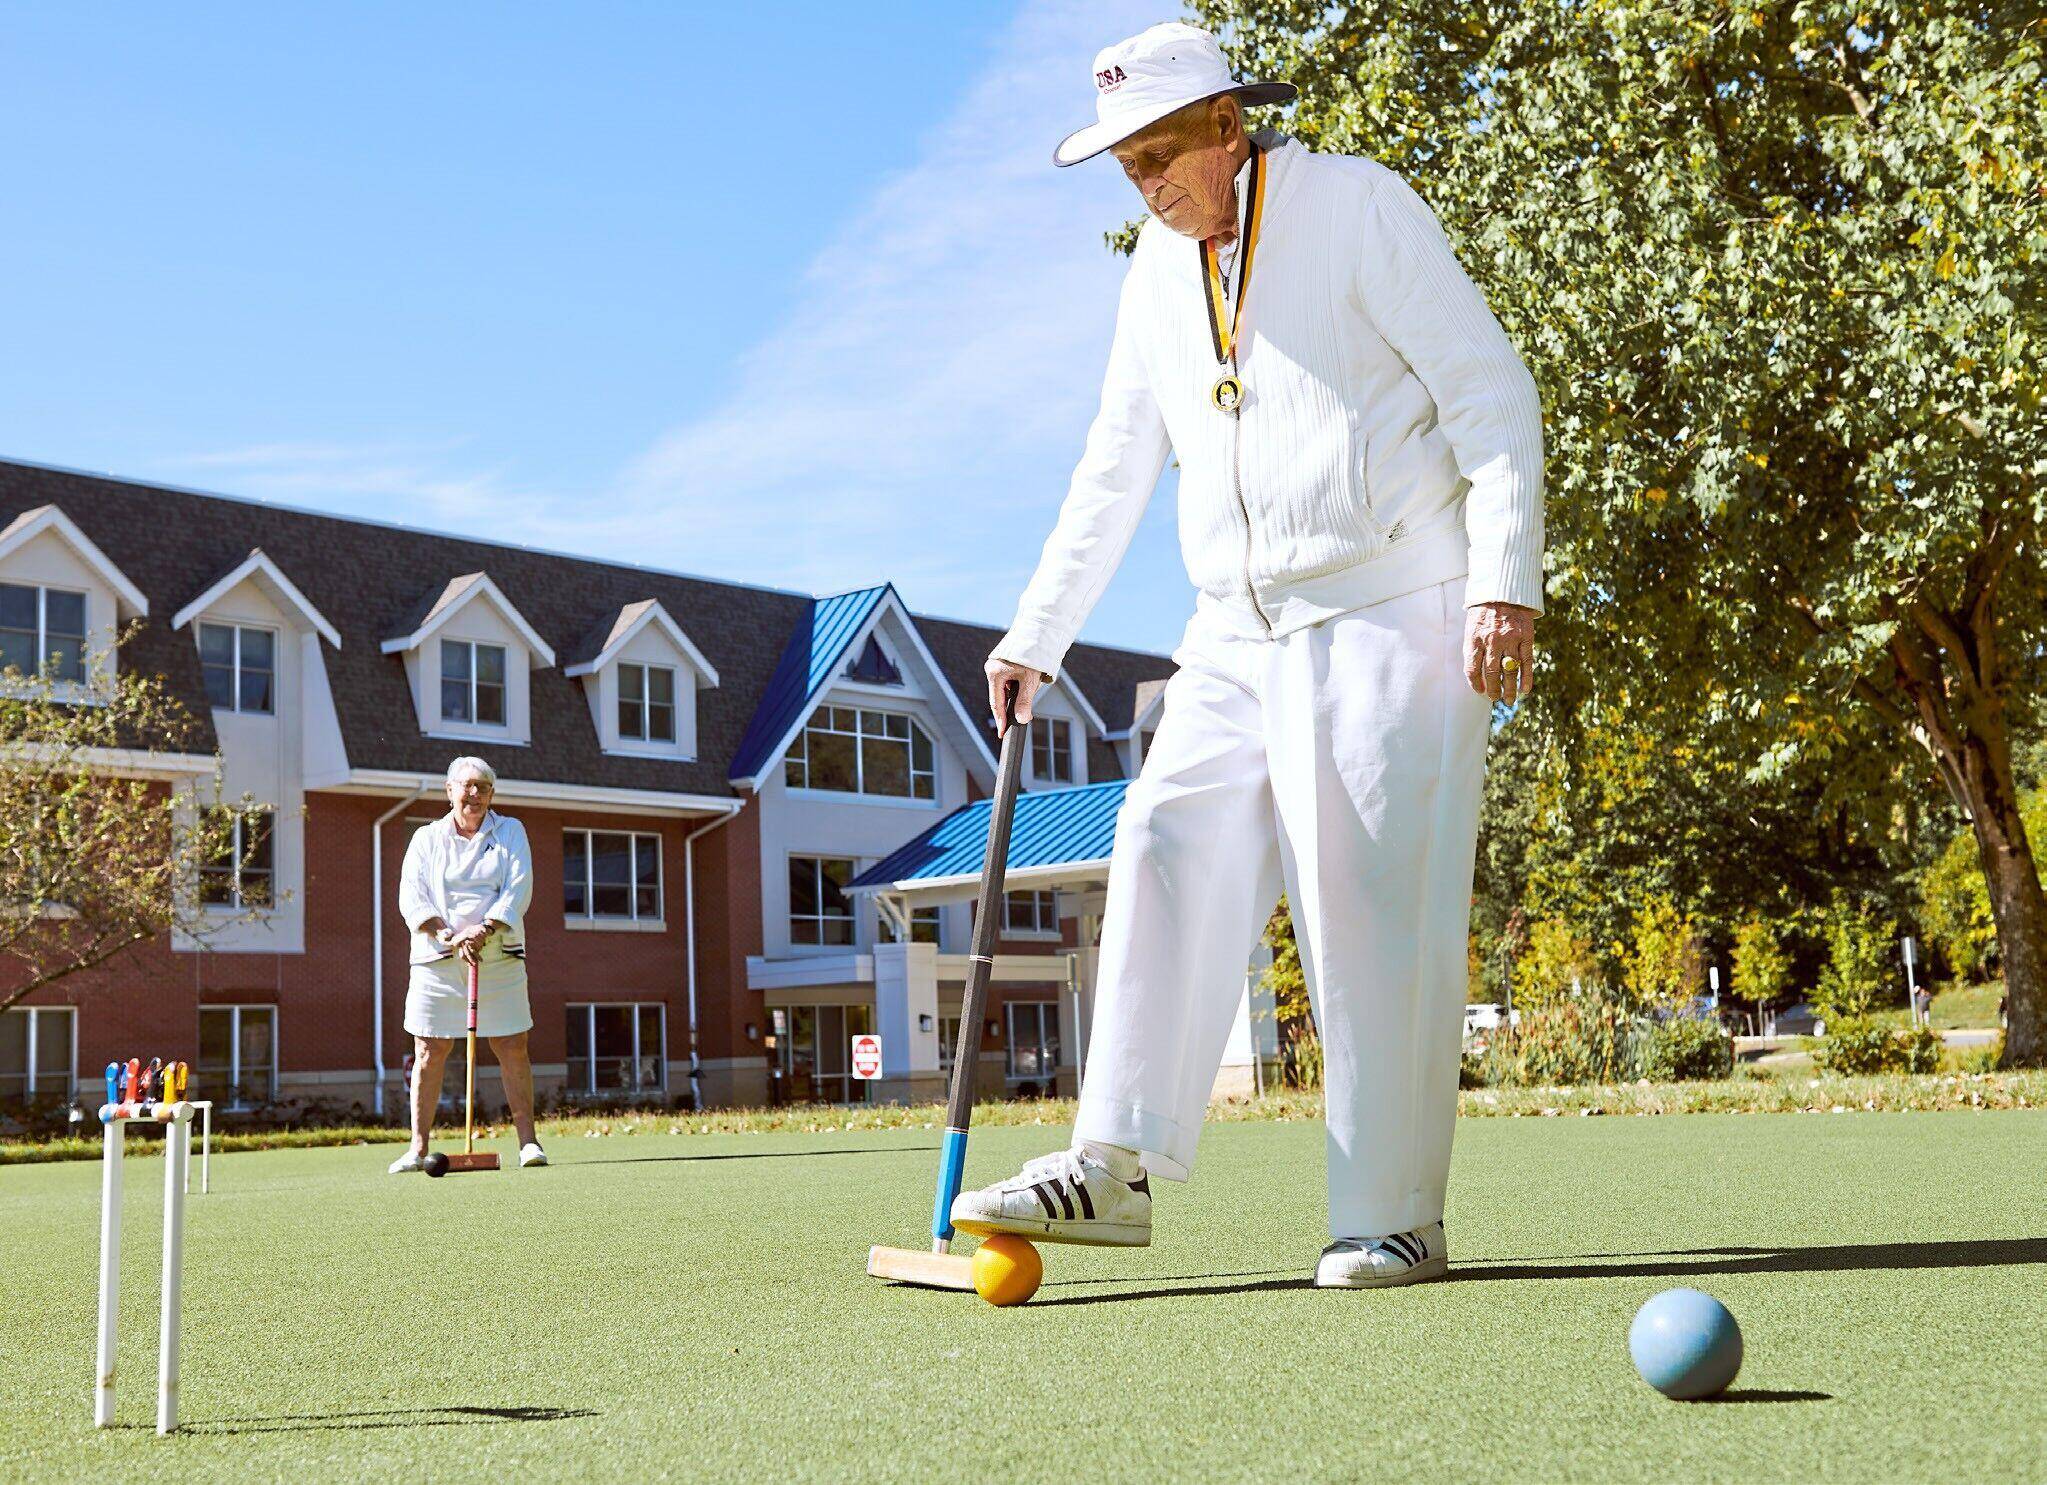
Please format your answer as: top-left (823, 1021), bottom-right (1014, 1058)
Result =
top-left (94, 1101), bottom-right (201, 1435)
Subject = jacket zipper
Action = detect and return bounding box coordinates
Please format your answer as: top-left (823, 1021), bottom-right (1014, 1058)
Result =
top-left (1229, 382), bottom-right (1274, 636)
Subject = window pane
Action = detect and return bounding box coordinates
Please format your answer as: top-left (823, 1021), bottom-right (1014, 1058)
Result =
top-left (592, 1006), bottom-right (633, 1091)
top-left (648, 667), bottom-right (674, 705)
top-left (807, 728), bottom-right (857, 792)
top-left (442, 639), bottom-right (471, 681)
top-left (648, 701), bottom-right (675, 743)
top-left (563, 833), bottom-right (588, 916)
top-left (45, 634), bottom-right (84, 683)
top-left (911, 727), bottom-right (932, 769)
top-left (912, 772), bottom-right (935, 800)
top-left (45, 590), bottom-right (85, 639)
top-left (883, 712), bottom-right (908, 739)
top-left (860, 735), bottom-right (910, 796)
top-left (633, 836), bottom-right (660, 919)
top-left (239, 1007), bottom-right (274, 1084)
top-left (440, 677), bottom-right (471, 723)
top-left (476, 645), bottom-right (506, 684)
top-left (203, 663), bottom-right (236, 710)
top-left (0, 1014), bottom-right (27, 1091)
top-left (912, 908), bottom-right (940, 945)
top-left (198, 1009), bottom-right (233, 1072)
top-left (590, 832), bottom-right (632, 916)
top-left (637, 1005), bottom-right (663, 1092)
top-left (789, 857), bottom-right (819, 917)
top-left (819, 860), bottom-right (854, 945)
top-left (565, 1007), bottom-right (590, 1093)
top-left (476, 681), bottom-right (505, 726)
top-left (619, 663), bottom-right (643, 703)
top-left (618, 695), bottom-right (645, 739)
top-left (239, 627), bottom-right (274, 669)
top-left (0, 585), bottom-right (34, 632)
top-left (0, 629), bottom-right (32, 676)
top-left (238, 666), bottom-right (273, 714)
top-left (198, 623), bottom-right (234, 665)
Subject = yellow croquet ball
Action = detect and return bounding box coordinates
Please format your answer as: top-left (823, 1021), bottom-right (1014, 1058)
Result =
top-left (971, 1234), bottom-right (1043, 1307)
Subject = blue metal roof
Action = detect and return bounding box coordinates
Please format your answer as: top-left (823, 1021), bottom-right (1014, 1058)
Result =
top-left (847, 779), bottom-right (1129, 890)
top-left (728, 584), bottom-right (893, 782)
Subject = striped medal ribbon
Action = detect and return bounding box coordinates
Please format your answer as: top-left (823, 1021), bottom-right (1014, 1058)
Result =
top-left (1200, 143), bottom-right (1267, 416)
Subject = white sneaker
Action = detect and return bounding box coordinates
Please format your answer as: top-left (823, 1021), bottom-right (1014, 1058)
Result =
top-left (519, 1142), bottom-right (548, 1168)
top-left (950, 1147), bottom-right (1151, 1246)
top-left (387, 1148), bottom-right (424, 1174)
top-left (1314, 1221), bottom-right (1449, 1288)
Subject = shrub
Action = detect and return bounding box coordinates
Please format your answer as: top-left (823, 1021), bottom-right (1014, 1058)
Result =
top-left (1813, 1015), bottom-right (1940, 1075)
top-left (1486, 993), bottom-right (1646, 1086)
top-left (1898, 1022), bottom-right (1944, 1074)
top-left (1512, 916), bottom-right (1603, 1012)
top-left (1620, 894), bottom-right (1708, 1011)
top-left (1813, 894), bottom-right (1898, 1022)
top-left (1642, 1017), bottom-right (1735, 1081)
top-left (1949, 1034), bottom-right (2006, 1073)
top-left (1459, 1048), bottom-right (1490, 1088)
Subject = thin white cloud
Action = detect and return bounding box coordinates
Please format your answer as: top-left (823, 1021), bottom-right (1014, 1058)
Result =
top-left (605, 0), bottom-right (1167, 605)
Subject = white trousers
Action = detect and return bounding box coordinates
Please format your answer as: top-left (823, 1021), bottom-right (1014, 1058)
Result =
top-left (1074, 575), bottom-right (1492, 1239)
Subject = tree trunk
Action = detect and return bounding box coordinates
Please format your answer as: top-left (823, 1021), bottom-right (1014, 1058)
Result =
top-left (1968, 776), bottom-right (2047, 1066)
top-left (1886, 586), bottom-right (2046, 1067)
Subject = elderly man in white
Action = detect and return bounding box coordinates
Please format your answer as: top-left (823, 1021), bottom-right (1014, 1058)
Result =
top-left (952, 22), bottom-right (1544, 1287)
top-left (388, 756), bottom-right (546, 1172)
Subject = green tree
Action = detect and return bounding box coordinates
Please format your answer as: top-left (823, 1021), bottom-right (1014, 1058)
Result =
top-left (1621, 893), bottom-right (1708, 1010)
top-left (1259, 895), bottom-right (1321, 1086)
top-left (1812, 891), bottom-right (1899, 1021)
top-left (1511, 915), bottom-right (1602, 1011)
top-left (1920, 787), bottom-right (2047, 981)
top-left (1197, 1), bottom-right (2047, 1063)
top-left (1729, 915), bottom-right (1794, 1011)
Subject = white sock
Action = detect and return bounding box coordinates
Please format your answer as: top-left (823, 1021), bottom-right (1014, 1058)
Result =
top-left (1078, 1140), bottom-right (1141, 1182)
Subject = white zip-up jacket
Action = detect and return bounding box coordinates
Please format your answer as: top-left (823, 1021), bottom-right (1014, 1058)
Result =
top-left (397, 810), bottom-right (532, 967)
top-left (995, 133), bottom-right (1545, 681)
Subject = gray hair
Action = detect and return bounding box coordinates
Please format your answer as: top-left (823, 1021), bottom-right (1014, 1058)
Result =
top-left (445, 755), bottom-right (496, 789)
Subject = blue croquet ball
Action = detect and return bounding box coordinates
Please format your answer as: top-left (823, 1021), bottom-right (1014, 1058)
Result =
top-left (1629, 1288), bottom-right (1742, 1400)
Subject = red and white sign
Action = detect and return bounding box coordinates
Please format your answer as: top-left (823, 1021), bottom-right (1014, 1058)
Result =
top-left (850, 1034), bottom-right (883, 1080)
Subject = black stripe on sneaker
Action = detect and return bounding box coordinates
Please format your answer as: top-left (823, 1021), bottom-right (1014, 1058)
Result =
top-left (1032, 1183), bottom-right (1059, 1218)
top-left (1383, 1233), bottom-right (1418, 1265)
top-left (1054, 1182), bottom-right (1075, 1221)
top-left (1072, 1179), bottom-right (1095, 1221)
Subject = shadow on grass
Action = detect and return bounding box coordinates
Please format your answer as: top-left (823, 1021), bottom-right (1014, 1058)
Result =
top-left (573, 1144), bottom-right (936, 1167)
top-left (159, 1405), bottom-right (597, 1435)
top-left (1031, 1238), bottom-right (2044, 1306)
top-left (1453, 1237), bottom-right (2047, 1282)
top-left (1703, 1390), bottom-right (1833, 1404)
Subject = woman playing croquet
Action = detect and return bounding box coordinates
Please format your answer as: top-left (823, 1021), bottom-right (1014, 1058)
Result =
top-left (389, 755), bottom-right (545, 1172)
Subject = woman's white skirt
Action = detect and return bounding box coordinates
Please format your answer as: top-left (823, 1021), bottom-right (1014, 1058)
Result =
top-left (403, 954), bottom-right (533, 1039)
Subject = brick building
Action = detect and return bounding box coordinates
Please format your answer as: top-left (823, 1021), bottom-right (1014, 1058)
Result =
top-left (0, 458), bottom-right (1178, 1117)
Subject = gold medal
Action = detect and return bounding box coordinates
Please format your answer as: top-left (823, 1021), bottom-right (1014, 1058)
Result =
top-left (1200, 144), bottom-right (1268, 417)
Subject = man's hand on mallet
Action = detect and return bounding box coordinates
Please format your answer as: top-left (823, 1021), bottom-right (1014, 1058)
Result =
top-left (984, 658), bottom-right (1044, 735)
top-left (1465, 602), bottom-right (1537, 704)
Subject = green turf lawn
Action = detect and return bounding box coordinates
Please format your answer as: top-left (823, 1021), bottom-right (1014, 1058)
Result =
top-left (5, 1110), bottom-right (2042, 1482)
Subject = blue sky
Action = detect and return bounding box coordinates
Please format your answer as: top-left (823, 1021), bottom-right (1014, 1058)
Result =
top-left (2, 0), bottom-right (1193, 656)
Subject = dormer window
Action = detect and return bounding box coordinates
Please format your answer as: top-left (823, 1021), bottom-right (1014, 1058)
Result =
top-left (847, 635), bottom-right (902, 686)
top-left (198, 622), bottom-right (275, 714)
top-left (0, 583), bottom-right (86, 683)
top-left (1032, 717), bottom-right (1074, 783)
top-left (440, 639), bottom-right (507, 726)
top-left (618, 662), bottom-right (676, 743)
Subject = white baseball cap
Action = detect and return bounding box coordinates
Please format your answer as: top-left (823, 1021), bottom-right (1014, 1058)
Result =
top-left (1055, 22), bottom-right (1296, 168)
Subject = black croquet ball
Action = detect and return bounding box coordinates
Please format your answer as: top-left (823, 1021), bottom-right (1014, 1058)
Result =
top-left (423, 1151), bottom-right (449, 1177)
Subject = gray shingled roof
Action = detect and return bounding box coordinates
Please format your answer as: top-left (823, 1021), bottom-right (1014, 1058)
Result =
top-left (0, 459), bottom-right (1177, 792)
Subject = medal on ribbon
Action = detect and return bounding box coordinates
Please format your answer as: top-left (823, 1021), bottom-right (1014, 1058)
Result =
top-left (1200, 144), bottom-right (1267, 417)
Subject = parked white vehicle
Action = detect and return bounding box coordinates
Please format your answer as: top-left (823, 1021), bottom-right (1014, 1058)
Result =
top-left (1463, 1003), bottom-right (1519, 1039)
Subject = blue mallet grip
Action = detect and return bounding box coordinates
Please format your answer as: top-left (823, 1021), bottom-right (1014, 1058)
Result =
top-left (930, 1127), bottom-right (970, 1245)
top-left (104, 1062), bottom-right (121, 1112)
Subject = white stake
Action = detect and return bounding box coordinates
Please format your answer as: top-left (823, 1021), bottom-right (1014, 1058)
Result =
top-left (158, 1110), bottom-right (190, 1435)
top-left (94, 1119), bottom-right (125, 1429)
